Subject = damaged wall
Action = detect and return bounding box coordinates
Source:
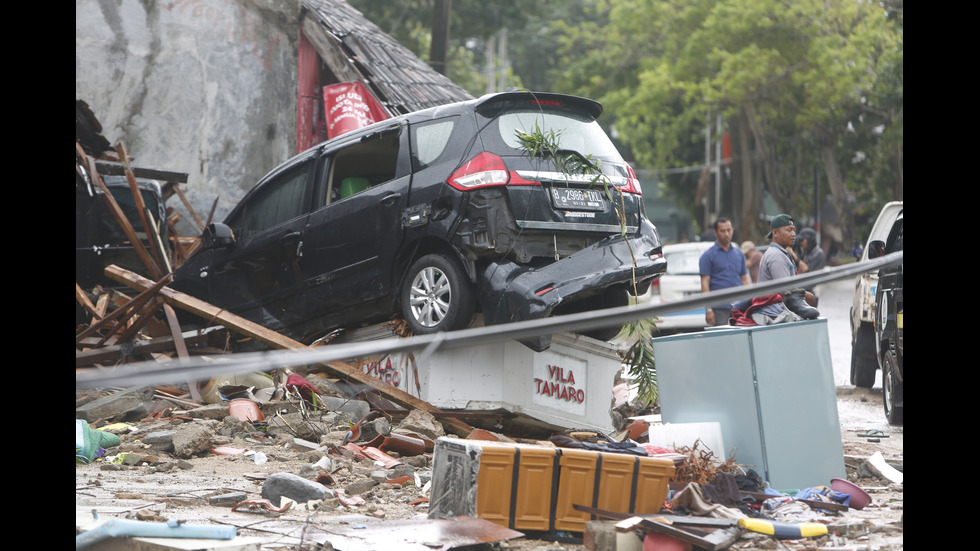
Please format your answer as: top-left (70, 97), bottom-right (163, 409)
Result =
top-left (75, 0), bottom-right (301, 223)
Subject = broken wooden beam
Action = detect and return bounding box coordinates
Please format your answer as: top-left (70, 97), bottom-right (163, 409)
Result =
top-left (76, 326), bottom-right (227, 367)
top-left (102, 264), bottom-right (476, 436)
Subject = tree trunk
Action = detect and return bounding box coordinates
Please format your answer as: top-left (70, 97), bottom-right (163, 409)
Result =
top-left (744, 105), bottom-right (788, 234)
top-left (732, 107), bottom-right (763, 242)
top-left (818, 130), bottom-right (855, 253)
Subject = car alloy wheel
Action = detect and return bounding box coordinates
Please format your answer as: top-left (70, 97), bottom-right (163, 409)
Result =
top-left (401, 254), bottom-right (475, 334)
top-left (882, 348), bottom-right (903, 425)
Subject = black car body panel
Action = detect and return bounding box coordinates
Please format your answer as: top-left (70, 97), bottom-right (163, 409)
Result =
top-left (868, 209), bottom-right (903, 423)
top-left (171, 92), bottom-right (666, 348)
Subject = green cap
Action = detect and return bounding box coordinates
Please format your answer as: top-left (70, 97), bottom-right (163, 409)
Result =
top-left (767, 214), bottom-right (795, 239)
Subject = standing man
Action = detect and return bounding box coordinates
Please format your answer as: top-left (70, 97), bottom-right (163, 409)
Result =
top-left (699, 217), bottom-right (751, 326)
top-left (753, 214), bottom-right (819, 324)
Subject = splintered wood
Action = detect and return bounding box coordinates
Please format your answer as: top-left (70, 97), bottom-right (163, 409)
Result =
top-left (670, 439), bottom-right (745, 484)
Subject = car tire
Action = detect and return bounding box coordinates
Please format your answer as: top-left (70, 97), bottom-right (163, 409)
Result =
top-left (850, 324), bottom-right (877, 388)
top-left (882, 347), bottom-right (903, 425)
top-left (401, 254), bottom-right (475, 335)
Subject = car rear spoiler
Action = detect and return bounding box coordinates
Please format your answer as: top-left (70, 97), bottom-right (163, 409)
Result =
top-left (475, 92), bottom-right (603, 121)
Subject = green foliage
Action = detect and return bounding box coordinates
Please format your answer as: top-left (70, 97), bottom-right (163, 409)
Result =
top-left (621, 319), bottom-right (658, 408)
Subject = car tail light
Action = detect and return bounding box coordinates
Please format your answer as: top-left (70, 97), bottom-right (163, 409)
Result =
top-left (447, 152), bottom-right (510, 190)
top-left (620, 165), bottom-right (642, 195)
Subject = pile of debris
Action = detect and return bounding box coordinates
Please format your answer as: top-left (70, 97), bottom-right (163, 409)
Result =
top-left (76, 374), bottom-right (903, 550)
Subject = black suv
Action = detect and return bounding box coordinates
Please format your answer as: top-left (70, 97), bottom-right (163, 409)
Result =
top-left (867, 209), bottom-right (903, 424)
top-left (172, 92), bottom-right (667, 350)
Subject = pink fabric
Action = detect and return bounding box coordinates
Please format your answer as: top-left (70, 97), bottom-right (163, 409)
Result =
top-left (729, 294), bottom-right (783, 326)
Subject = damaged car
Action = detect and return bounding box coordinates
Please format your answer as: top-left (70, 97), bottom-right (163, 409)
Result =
top-left (171, 92), bottom-right (667, 350)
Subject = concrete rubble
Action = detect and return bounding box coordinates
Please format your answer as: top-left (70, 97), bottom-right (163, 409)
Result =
top-left (76, 376), bottom-right (903, 551)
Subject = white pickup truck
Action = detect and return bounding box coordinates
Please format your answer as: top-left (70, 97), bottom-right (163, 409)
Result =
top-left (849, 201), bottom-right (903, 388)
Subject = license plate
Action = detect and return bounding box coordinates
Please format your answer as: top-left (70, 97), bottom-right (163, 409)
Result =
top-left (551, 187), bottom-right (605, 211)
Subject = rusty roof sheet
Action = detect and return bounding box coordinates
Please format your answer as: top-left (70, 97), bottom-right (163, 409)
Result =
top-left (302, 0), bottom-right (474, 115)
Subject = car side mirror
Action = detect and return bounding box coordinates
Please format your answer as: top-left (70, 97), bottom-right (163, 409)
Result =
top-left (202, 222), bottom-right (235, 249)
top-left (866, 240), bottom-right (885, 259)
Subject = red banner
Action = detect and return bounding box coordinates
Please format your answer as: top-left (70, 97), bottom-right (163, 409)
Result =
top-left (323, 82), bottom-right (390, 139)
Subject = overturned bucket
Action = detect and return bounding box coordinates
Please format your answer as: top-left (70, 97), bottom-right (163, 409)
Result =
top-left (228, 399), bottom-right (265, 422)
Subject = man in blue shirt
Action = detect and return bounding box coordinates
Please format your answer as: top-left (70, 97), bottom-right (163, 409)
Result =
top-left (699, 217), bottom-right (750, 326)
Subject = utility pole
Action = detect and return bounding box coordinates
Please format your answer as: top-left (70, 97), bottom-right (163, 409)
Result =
top-left (430, 0), bottom-right (452, 75)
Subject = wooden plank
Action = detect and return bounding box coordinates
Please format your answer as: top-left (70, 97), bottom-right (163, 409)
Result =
top-left (301, 16), bottom-right (365, 83)
top-left (163, 303), bottom-right (202, 403)
top-left (75, 275), bottom-right (173, 343)
top-left (76, 326), bottom-right (226, 367)
top-left (92, 159), bottom-right (189, 183)
top-left (76, 283), bottom-right (101, 320)
top-left (103, 264), bottom-right (476, 436)
top-left (117, 142), bottom-right (167, 274)
top-left (171, 183), bottom-right (205, 232)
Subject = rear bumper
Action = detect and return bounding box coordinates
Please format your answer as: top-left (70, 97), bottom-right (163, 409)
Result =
top-left (477, 220), bottom-right (666, 338)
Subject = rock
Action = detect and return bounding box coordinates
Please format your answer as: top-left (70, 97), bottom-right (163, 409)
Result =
top-left (172, 423), bottom-right (215, 458)
top-left (75, 385), bottom-right (156, 422)
top-left (183, 404), bottom-right (235, 420)
top-left (397, 410), bottom-right (444, 440)
top-left (141, 430), bottom-right (176, 452)
top-left (262, 472), bottom-right (331, 507)
top-left (344, 478), bottom-right (379, 496)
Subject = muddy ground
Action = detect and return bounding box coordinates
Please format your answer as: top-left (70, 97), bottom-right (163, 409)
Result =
top-left (75, 383), bottom-right (902, 551)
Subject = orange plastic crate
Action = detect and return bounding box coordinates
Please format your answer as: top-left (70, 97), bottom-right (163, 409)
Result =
top-left (430, 438), bottom-right (675, 533)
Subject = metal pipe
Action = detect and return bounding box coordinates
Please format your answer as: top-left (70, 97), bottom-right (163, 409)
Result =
top-left (76, 517), bottom-right (237, 549)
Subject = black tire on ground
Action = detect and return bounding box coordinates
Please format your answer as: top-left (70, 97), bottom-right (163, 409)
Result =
top-left (850, 324), bottom-right (877, 388)
top-left (882, 347), bottom-right (904, 425)
top-left (400, 254), bottom-right (475, 335)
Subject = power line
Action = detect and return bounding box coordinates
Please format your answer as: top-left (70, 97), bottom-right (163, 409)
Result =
top-left (76, 252), bottom-right (902, 390)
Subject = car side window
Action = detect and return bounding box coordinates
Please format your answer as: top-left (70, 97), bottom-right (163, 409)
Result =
top-left (238, 160), bottom-right (313, 240)
top-left (324, 128), bottom-right (405, 206)
top-left (412, 118), bottom-right (457, 169)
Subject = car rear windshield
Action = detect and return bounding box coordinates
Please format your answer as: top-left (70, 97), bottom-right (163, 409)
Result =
top-left (496, 110), bottom-right (623, 163)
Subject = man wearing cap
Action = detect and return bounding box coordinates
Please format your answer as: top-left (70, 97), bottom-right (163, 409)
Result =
top-left (752, 214), bottom-right (818, 324)
top-left (699, 217), bottom-right (751, 325)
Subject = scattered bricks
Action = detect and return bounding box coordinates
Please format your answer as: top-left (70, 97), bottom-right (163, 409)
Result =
top-left (261, 472), bottom-right (331, 507)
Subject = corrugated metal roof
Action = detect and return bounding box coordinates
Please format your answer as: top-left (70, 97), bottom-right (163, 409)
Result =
top-left (301, 0), bottom-right (474, 115)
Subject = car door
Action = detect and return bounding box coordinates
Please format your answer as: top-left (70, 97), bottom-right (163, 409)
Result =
top-left (288, 124), bottom-right (412, 334)
top-left (207, 154), bottom-right (316, 332)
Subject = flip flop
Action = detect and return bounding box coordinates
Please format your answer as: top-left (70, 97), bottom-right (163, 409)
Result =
top-left (858, 429), bottom-right (888, 438)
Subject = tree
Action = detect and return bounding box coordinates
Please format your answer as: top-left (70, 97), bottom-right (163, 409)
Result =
top-left (555, 0), bottom-right (903, 246)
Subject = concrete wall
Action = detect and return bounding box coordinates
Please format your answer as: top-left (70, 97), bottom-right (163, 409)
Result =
top-left (76, 0), bottom-right (302, 224)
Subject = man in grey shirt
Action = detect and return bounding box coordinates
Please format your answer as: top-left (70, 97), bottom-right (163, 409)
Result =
top-left (754, 214), bottom-right (818, 324)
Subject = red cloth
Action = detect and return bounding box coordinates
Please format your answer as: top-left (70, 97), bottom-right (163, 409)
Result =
top-left (285, 373), bottom-right (317, 404)
top-left (729, 294), bottom-right (783, 326)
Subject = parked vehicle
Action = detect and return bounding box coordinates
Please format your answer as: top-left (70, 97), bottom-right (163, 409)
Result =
top-left (849, 201), bottom-right (903, 387)
top-left (867, 209), bottom-right (903, 424)
top-left (641, 241), bottom-right (713, 333)
top-left (171, 92), bottom-right (667, 351)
